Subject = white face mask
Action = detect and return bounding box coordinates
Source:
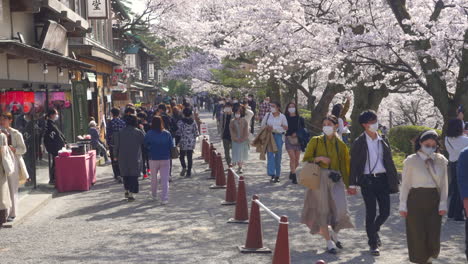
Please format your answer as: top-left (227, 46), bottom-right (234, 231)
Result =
top-left (288, 108), bottom-right (296, 114)
top-left (233, 100), bottom-right (238, 103)
top-left (270, 107), bottom-right (277, 113)
top-left (323, 126), bottom-right (335, 136)
top-left (421, 146), bottom-right (436, 156)
top-left (264, 100), bottom-right (270, 104)
top-left (224, 107), bottom-right (232, 113)
top-left (235, 114), bottom-right (241, 119)
top-left (54, 115), bottom-right (59, 121)
top-left (369, 122), bottom-right (379, 133)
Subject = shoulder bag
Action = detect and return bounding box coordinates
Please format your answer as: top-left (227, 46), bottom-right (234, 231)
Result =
top-left (298, 138), bottom-right (321, 190)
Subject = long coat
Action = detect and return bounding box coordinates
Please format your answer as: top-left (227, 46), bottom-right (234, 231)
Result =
top-left (7, 128), bottom-right (29, 184)
top-left (0, 134), bottom-right (11, 210)
top-left (114, 126), bottom-right (145, 177)
top-left (176, 118), bottom-right (199, 151)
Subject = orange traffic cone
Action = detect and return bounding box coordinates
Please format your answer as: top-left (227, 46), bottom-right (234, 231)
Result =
top-left (208, 149), bottom-right (217, 180)
top-left (204, 139), bottom-right (210, 163)
top-left (210, 154), bottom-right (226, 189)
top-left (201, 137), bottom-right (206, 160)
top-left (222, 168), bottom-right (237, 205)
top-left (228, 176), bottom-right (249, 224)
top-left (272, 216), bottom-right (290, 264)
top-left (238, 195), bottom-right (271, 253)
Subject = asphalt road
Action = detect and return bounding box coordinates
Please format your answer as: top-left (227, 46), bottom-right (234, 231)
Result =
top-left (0, 112), bottom-right (466, 264)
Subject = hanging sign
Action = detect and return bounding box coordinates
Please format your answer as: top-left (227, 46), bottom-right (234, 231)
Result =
top-left (87, 0), bottom-right (109, 19)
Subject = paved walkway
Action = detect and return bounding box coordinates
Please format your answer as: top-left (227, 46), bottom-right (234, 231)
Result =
top-left (0, 112), bottom-right (466, 263)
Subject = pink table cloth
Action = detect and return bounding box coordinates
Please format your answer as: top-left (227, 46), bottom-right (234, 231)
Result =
top-left (55, 152), bottom-right (91, 193)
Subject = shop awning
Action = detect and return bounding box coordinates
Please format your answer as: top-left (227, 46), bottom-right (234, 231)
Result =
top-left (0, 40), bottom-right (92, 69)
top-left (161, 87), bottom-right (169, 92)
top-left (133, 81), bottom-right (154, 89)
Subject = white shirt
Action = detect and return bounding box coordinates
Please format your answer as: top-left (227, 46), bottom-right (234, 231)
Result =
top-left (244, 108), bottom-right (254, 131)
top-left (337, 118), bottom-right (345, 139)
top-left (364, 133), bottom-right (386, 174)
top-left (261, 112), bottom-right (288, 134)
top-left (399, 152), bottom-right (448, 212)
top-left (445, 136), bottom-right (468, 162)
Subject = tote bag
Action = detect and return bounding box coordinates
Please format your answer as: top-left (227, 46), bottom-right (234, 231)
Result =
top-left (298, 162), bottom-right (321, 190)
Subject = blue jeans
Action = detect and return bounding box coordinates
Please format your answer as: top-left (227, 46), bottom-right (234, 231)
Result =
top-left (267, 134), bottom-right (284, 177)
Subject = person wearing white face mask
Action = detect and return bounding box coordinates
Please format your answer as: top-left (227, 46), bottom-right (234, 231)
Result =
top-left (399, 130), bottom-right (448, 264)
top-left (301, 115), bottom-right (353, 254)
top-left (43, 109), bottom-right (67, 185)
top-left (348, 110), bottom-right (399, 256)
top-left (230, 105), bottom-right (249, 173)
top-left (284, 103), bottom-right (305, 184)
top-left (261, 101), bottom-right (288, 183)
top-left (220, 102), bottom-right (234, 166)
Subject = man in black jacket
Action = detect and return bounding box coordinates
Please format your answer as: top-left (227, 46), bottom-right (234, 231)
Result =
top-left (43, 109), bottom-right (66, 185)
top-left (348, 110), bottom-right (399, 256)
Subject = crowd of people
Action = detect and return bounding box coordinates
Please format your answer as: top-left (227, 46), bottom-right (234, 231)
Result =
top-left (106, 99), bottom-right (201, 204)
top-left (212, 95), bottom-right (468, 263)
top-left (1, 91), bottom-right (468, 264)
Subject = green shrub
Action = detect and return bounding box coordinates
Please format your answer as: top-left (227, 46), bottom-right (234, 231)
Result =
top-left (388, 126), bottom-right (442, 156)
top-left (299, 109), bottom-right (311, 120)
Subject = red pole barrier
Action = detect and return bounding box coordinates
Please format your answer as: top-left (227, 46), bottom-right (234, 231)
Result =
top-left (238, 195), bottom-right (271, 253)
top-left (272, 216), bottom-right (290, 264)
top-left (228, 176), bottom-right (249, 224)
top-left (222, 168), bottom-right (237, 205)
top-left (210, 153), bottom-right (227, 189)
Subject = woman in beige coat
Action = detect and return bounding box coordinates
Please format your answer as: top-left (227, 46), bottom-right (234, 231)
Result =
top-left (230, 105), bottom-right (249, 174)
top-left (1, 113), bottom-right (28, 222)
top-left (0, 132), bottom-right (12, 228)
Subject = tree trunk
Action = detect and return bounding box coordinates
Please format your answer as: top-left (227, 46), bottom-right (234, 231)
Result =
top-left (308, 82), bottom-right (345, 136)
top-left (267, 75), bottom-right (281, 103)
top-left (349, 83), bottom-right (389, 141)
top-left (281, 82), bottom-right (296, 110)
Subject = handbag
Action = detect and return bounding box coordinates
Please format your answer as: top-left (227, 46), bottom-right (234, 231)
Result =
top-left (298, 138), bottom-right (321, 190)
top-left (298, 162), bottom-right (321, 190)
top-left (287, 135), bottom-right (300, 146)
top-left (0, 144), bottom-right (15, 176)
top-left (296, 117), bottom-right (310, 151)
top-left (171, 146), bottom-right (180, 159)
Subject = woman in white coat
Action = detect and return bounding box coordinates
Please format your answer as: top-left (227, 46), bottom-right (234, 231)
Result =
top-left (0, 132), bottom-right (12, 228)
top-left (0, 112), bottom-right (28, 222)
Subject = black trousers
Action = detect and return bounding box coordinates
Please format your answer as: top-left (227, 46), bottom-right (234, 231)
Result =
top-left (250, 116), bottom-right (255, 134)
top-left (142, 147), bottom-right (149, 175)
top-left (361, 174), bottom-right (391, 247)
top-left (108, 146), bottom-right (121, 179)
top-left (49, 153), bottom-right (57, 182)
top-left (180, 150), bottom-right (193, 174)
top-left (448, 162), bottom-right (464, 220)
top-left (465, 218), bottom-right (468, 261)
top-left (123, 176), bottom-right (139, 193)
